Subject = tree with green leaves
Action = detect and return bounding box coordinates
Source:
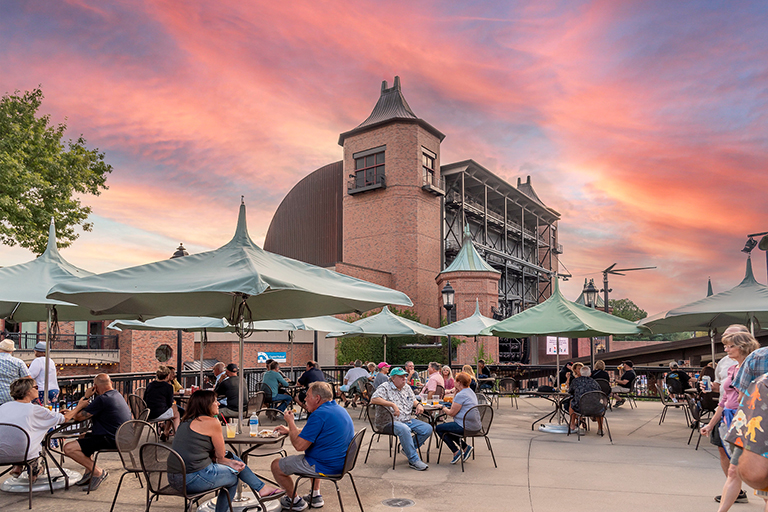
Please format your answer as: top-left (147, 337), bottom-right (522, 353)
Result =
top-left (0, 87), bottom-right (112, 255)
top-left (610, 297), bottom-right (692, 341)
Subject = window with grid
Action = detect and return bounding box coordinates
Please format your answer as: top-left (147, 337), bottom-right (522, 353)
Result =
top-left (354, 151), bottom-right (385, 188)
top-left (422, 149), bottom-right (436, 185)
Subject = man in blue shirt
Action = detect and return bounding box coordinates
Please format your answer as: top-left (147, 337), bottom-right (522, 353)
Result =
top-left (272, 381), bottom-right (354, 511)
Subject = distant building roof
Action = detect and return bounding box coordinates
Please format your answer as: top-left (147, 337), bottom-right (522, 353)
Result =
top-left (338, 76), bottom-right (445, 145)
top-left (441, 224), bottom-right (500, 274)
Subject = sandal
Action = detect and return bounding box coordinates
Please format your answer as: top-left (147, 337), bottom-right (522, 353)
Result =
top-left (259, 487), bottom-right (285, 498)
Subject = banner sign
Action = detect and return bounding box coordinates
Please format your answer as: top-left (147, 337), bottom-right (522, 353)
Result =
top-left (545, 336), bottom-right (569, 355)
top-left (258, 351), bottom-right (286, 363)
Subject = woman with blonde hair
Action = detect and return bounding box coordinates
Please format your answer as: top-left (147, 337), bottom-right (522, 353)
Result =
top-left (461, 364), bottom-right (478, 392)
top-left (700, 326), bottom-right (760, 511)
top-left (441, 366), bottom-right (455, 391)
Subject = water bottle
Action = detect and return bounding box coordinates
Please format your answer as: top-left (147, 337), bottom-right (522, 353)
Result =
top-left (249, 412), bottom-right (259, 436)
top-left (702, 375), bottom-right (712, 392)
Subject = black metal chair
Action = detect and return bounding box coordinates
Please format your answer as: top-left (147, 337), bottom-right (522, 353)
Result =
top-left (615, 377), bottom-right (638, 409)
top-left (659, 383), bottom-right (692, 426)
top-left (496, 378), bottom-right (518, 409)
top-left (594, 379), bottom-right (613, 410)
top-left (364, 404), bottom-right (423, 469)
top-left (293, 428), bottom-right (366, 512)
top-left (0, 423), bottom-right (55, 509)
top-left (134, 387), bottom-right (146, 400)
top-left (110, 420), bottom-right (158, 512)
top-left (687, 397), bottom-right (712, 450)
top-left (358, 381), bottom-right (375, 420)
top-left (436, 404), bottom-right (497, 472)
top-left (43, 418), bottom-right (93, 490)
top-left (128, 394), bottom-right (146, 419)
top-left (247, 391), bottom-right (266, 413)
top-left (256, 383), bottom-right (274, 409)
top-left (567, 391), bottom-right (612, 443)
top-left (140, 442), bottom-right (233, 512)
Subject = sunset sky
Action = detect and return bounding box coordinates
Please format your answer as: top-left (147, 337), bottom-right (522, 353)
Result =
top-left (1, 0), bottom-right (766, 318)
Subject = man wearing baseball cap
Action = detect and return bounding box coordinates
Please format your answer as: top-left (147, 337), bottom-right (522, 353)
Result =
top-left (0, 338), bottom-right (30, 405)
top-left (373, 362), bottom-right (390, 389)
top-left (371, 367), bottom-right (431, 470)
top-left (216, 363), bottom-right (247, 418)
top-left (28, 342), bottom-right (59, 405)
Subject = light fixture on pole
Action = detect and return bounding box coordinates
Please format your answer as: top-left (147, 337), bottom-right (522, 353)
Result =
top-left (583, 278), bottom-right (599, 369)
top-left (442, 281), bottom-right (455, 366)
top-left (744, 231), bottom-right (768, 283)
top-left (170, 243), bottom-right (188, 381)
top-left (600, 264), bottom-right (655, 353)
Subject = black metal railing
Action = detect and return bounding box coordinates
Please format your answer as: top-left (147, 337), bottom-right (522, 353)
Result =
top-left (7, 332), bottom-right (119, 350)
top-left (52, 363), bottom-right (703, 406)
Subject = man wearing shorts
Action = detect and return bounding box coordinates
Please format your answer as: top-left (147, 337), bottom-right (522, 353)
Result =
top-left (271, 381), bottom-right (353, 511)
top-left (62, 373), bottom-right (132, 491)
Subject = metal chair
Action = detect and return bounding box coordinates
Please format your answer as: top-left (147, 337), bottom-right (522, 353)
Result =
top-left (364, 404), bottom-right (422, 470)
top-left (140, 442), bottom-right (233, 512)
top-left (247, 391), bottom-right (265, 413)
top-left (567, 391), bottom-right (612, 443)
top-left (658, 385), bottom-right (692, 426)
top-left (357, 381), bottom-right (375, 420)
top-left (0, 423), bottom-right (55, 509)
top-left (496, 378), bottom-right (518, 409)
top-left (434, 384), bottom-right (446, 399)
top-left (128, 394), bottom-right (147, 419)
top-left (110, 420), bottom-right (158, 512)
top-left (43, 418), bottom-right (93, 490)
top-left (436, 404), bottom-right (497, 472)
top-left (687, 397), bottom-right (712, 450)
top-left (615, 377), bottom-right (638, 409)
top-left (256, 383), bottom-right (274, 409)
top-left (293, 428), bottom-right (366, 512)
top-left (593, 379), bottom-right (612, 410)
top-left (134, 387), bottom-right (146, 400)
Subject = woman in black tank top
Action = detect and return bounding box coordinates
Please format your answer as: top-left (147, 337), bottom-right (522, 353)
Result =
top-left (167, 390), bottom-right (284, 512)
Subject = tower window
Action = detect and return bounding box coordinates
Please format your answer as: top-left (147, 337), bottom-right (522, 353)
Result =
top-left (354, 151), bottom-right (385, 188)
top-left (422, 149), bottom-right (436, 185)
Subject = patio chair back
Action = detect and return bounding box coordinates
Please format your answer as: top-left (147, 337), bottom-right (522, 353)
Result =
top-left (578, 391), bottom-right (609, 417)
top-left (116, 420), bottom-right (158, 472)
top-left (434, 384), bottom-right (446, 399)
top-left (128, 394), bottom-right (148, 419)
top-left (367, 404), bottom-right (395, 435)
top-left (341, 428), bottom-right (366, 476)
top-left (464, 404), bottom-right (493, 437)
top-left (256, 383), bottom-right (273, 405)
top-left (135, 387), bottom-right (146, 399)
top-left (0, 423), bottom-right (30, 465)
top-left (594, 379), bottom-right (612, 397)
top-left (248, 391), bottom-right (265, 412)
top-left (665, 375), bottom-right (684, 395)
top-left (257, 408), bottom-right (287, 430)
top-left (498, 378), bottom-right (517, 393)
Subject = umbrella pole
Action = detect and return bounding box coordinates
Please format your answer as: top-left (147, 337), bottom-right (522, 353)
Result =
top-left (289, 331), bottom-right (295, 382)
top-left (44, 305), bottom-right (51, 407)
top-left (476, 335), bottom-right (479, 366)
top-left (383, 334), bottom-right (387, 362)
top-left (556, 337), bottom-right (560, 390)
top-left (199, 329), bottom-right (206, 388)
top-left (238, 316), bottom-right (245, 434)
top-left (590, 336), bottom-right (594, 370)
top-left (710, 328), bottom-right (716, 366)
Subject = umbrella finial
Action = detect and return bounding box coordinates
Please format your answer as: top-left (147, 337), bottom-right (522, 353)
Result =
top-left (707, 277), bottom-right (713, 297)
top-left (741, 256), bottom-right (757, 285)
top-left (44, 217), bottom-right (58, 256)
top-left (475, 298), bottom-right (480, 315)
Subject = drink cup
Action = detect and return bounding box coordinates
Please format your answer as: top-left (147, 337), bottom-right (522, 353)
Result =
top-left (226, 420), bottom-right (237, 438)
top-left (179, 388), bottom-right (185, 396)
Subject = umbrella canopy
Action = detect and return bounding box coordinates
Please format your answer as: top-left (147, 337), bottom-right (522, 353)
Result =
top-left (480, 279), bottom-right (650, 338)
top-left (436, 299), bottom-right (499, 365)
top-left (108, 316), bottom-right (231, 332)
top-left (327, 306), bottom-right (443, 361)
top-left (0, 219), bottom-right (96, 321)
top-left (640, 258), bottom-right (768, 334)
top-left (48, 201), bottom-right (413, 321)
top-left (436, 300), bottom-right (498, 336)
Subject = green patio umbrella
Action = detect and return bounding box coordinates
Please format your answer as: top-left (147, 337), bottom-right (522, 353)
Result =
top-left (0, 219), bottom-right (126, 405)
top-left (480, 278), bottom-right (650, 387)
top-left (50, 200), bottom-right (411, 429)
top-left (436, 299), bottom-right (498, 364)
top-left (327, 306), bottom-right (443, 362)
top-left (640, 257), bottom-right (768, 363)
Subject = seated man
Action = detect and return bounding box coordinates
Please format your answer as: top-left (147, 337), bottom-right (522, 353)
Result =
top-left (263, 360), bottom-right (292, 412)
top-left (404, 360), bottom-right (421, 390)
top-left (610, 360), bottom-right (636, 406)
top-left (296, 361), bottom-right (325, 409)
top-left (339, 360), bottom-right (369, 407)
top-left (370, 367), bottom-right (431, 471)
top-left (667, 361), bottom-right (696, 392)
top-left (62, 373), bottom-right (132, 491)
top-left (271, 382), bottom-right (354, 511)
top-left (0, 377), bottom-right (66, 482)
top-left (420, 361), bottom-right (445, 399)
top-left (215, 363), bottom-right (248, 418)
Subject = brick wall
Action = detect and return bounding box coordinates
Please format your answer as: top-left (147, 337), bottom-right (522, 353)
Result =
top-left (341, 123), bottom-right (443, 327)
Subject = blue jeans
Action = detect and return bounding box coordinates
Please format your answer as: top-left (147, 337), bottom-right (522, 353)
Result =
top-left (436, 421), bottom-right (467, 454)
top-left (392, 418), bottom-right (432, 463)
top-left (169, 454), bottom-right (264, 512)
top-left (35, 389), bottom-right (59, 405)
top-left (272, 393), bottom-right (292, 412)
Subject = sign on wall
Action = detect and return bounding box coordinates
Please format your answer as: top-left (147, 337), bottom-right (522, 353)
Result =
top-left (258, 351), bottom-right (287, 363)
top-left (545, 336), bottom-right (569, 356)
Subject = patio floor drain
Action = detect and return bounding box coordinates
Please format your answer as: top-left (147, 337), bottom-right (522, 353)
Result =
top-left (382, 498), bottom-right (415, 508)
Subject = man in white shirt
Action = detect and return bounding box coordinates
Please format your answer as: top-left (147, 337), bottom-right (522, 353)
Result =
top-left (28, 342), bottom-right (59, 405)
top-left (340, 360), bottom-right (369, 392)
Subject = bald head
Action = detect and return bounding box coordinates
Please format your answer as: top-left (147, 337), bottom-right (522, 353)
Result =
top-left (94, 373), bottom-right (113, 393)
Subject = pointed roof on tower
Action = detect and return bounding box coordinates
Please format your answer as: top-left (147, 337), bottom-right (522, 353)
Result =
top-left (441, 224), bottom-right (500, 274)
top-left (338, 76), bottom-right (445, 145)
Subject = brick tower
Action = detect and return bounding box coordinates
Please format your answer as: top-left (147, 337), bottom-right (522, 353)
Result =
top-left (337, 77), bottom-right (446, 327)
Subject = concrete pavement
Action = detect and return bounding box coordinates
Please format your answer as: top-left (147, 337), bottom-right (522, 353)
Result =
top-left (1, 396), bottom-right (763, 512)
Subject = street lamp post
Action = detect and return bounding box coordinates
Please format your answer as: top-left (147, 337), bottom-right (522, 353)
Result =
top-left (583, 278), bottom-right (599, 369)
top-left (441, 282), bottom-right (455, 366)
top-left (743, 232), bottom-right (768, 283)
top-left (171, 243), bottom-right (188, 381)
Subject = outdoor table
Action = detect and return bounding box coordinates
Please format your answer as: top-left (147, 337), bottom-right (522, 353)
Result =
top-left (417, 403), bottom-right (444, 462)
top-left (200, 426), bottom-right (288, 512)
top-left (521, 391), bottom-right (571, 430)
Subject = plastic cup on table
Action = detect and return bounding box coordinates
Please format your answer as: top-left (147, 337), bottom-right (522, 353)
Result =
top-left (226, 419), bottom-right (237, 438)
